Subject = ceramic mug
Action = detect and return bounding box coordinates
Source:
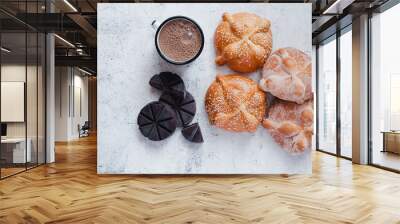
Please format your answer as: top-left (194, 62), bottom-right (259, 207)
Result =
top-left (152, 16), bottom-right (204, 65)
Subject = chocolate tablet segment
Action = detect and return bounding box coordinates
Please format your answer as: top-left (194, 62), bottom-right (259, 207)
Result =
top-left (143, 71), bottom-right (201, 143)
top-left (149, 74), bottom-right (163, 90)
top-left (137, 101), bottom-right (177, 141)
top-left (159, 91), bottom-right (196, 127)
top-left (182, 123), bottom-right (204, 143)
top-left (149, 72), bottom-right (186, 102)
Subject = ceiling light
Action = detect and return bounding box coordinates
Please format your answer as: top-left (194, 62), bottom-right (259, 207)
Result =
top-left (76, 48), bottom-right (85, 55)
top-left (1, 47), bottom-right (11, 53)
top-left (63, 0), bottom-right (78, 12)
top-left (54, 34), bottom-right (75, 48)
top-left (78, 67), bottom-right (93, 76)
top-left (323, 0), bottom-right (348, 14)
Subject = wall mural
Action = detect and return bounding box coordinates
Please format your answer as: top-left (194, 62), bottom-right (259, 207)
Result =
top-left (98, 3), bottom-right (312, 174)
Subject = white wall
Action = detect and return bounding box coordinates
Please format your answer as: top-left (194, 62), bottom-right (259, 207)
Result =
top-left (72, 73), bottom-right (89, 138)
top-left (1, 63), bottom-right (46, 163)
top-left (55, 67), bottom-right (70, 141)
top-left (1, 65), bottom-right (26, 139)
top-left (55, 67), bottom-right (89, 141)
top-left (1, 64), bottom-right (41, 137)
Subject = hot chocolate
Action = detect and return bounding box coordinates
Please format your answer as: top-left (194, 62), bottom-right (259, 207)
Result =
top-left (157, 18), bottom-right (203, 63)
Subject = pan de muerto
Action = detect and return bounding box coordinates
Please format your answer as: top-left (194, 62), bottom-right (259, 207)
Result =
top-left (262, 99), bottom-right (313, 154)
top-left (214, 12), bottom-right (273, 73)
top-left (205, 74), bottom-right (266, 132)
top-left (259, 47), bottom-right (312, 104)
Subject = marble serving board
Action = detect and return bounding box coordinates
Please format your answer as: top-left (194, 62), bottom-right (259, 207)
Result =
top-left (97, 3), bottom-right (312, 174)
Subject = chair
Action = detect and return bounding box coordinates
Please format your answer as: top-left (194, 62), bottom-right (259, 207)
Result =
top-left (79, 121), bottom-right (90, 138)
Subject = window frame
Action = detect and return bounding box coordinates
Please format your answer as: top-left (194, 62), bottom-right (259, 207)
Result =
top-left (315, 24), bottom-right (353, 161)
top-left (367, 0), bottom-right (400, 173)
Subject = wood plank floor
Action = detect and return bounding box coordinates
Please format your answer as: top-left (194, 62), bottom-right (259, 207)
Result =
top-left (0, 167), bottom-right (26, 178)
top-left (1, 135), bottom-right (400, 224)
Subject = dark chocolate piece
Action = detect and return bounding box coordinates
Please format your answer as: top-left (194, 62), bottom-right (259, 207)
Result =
top-left (149, 72), bottom-right (186, 102)
top-left (137, 101), bottom-right (177, 141)
top-left (181, 123), bottom-right (203, 143)
top-left (159, 91), bottom-right (196, 127)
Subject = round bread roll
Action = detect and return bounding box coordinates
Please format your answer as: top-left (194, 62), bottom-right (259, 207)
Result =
top-left (262, 99), bottom-right (313, 154)
top-left (214, 12), bottom-right (273, 73)
top-left (205, 74), bottom-right (266, 132)
top-left (259, 47), bottom-right (312, 104)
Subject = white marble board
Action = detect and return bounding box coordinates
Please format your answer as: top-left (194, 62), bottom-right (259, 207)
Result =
top-left (97, 3), bottom-right (312, 174)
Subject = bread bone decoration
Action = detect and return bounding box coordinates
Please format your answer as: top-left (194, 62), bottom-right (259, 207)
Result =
top-left (214, 12), bottom-right (273, 73)
top-left (205, 74), bottom-right (266, 132)
top-left (259, 47), bottom-right (312, 104)
top-left (262, 99), bottom-right (313, 154)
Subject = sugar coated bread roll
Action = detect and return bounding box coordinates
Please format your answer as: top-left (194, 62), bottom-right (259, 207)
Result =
top-left (259, 47), bottom-right (312, 104)
top-left (262, 99), bottom-right (313, 154)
